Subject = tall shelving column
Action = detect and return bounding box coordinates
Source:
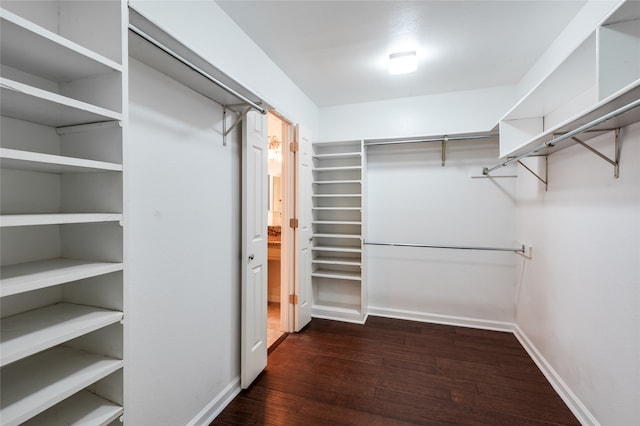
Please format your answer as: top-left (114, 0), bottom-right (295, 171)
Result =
top-left (311, 140), bottom-right (366, 323)
top-left (0, 2), bottom-right (126, 425)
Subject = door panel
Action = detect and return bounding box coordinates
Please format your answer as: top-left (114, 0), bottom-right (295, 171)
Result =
top-left (295, 125), bottom-right (313, 331)
top-left (241, 111), bottom-right (268, 389)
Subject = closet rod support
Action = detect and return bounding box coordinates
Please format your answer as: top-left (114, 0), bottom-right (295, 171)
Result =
top-left (517, 157), bottom-right (548, 191)
top-left (571, 130), bottom-right (620, 178)
top-left (223, 106), bottom-right (251, 146)
top-left (441, 136), bottom-right (448, 167)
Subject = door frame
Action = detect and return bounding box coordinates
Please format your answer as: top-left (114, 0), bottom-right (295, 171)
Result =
top-left (269, 109), bottom-right (295, 333)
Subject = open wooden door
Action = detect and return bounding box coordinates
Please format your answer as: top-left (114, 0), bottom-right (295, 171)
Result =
top-left (294, 125), bottom-right (313, 331)
top-left (241, 111), bottom-right (268, 388)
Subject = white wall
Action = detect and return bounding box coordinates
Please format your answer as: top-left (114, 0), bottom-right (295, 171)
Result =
top-left (366, 139), bottom-right (518, 328)
top-left (514, 122), bottom-right (640, 425)
top-left (127, 58), bottom-right (241, 425)
top-left (129, 0), bottom-right (319, 133)
top-left (318, 85), bottom-right (516, 141)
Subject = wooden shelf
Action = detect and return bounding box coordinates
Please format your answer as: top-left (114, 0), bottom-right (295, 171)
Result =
top-left (0, 78), bottom-right (122, 127)
top-left (22, 390), bottom-right (123, 426)
top-left (312, 245), bottom-right (362, 253)
top-left (312, 257), bottom-right (361, 266)
top-left (0, 346), bottom-right (123, 426)
top-left (0, 9), bottom-right (122, 82)
top-left (1, 303), bottom-right (123, 367)
top-left (1, 259), bottom-right (123, 298)
top-left (0, 213), bottom-right (122, 227)
top-left (0, 148), bottom-right (122, 174)
top-left (312, 269), bottom-right (361, 281)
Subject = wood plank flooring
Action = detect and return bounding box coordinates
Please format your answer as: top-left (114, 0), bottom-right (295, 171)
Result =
top-left (212, 317), bottom-right (579, 425)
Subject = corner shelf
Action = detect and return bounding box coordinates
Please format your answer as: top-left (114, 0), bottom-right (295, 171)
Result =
top-left (1, 303), bottom-right (123, 367)
top-left (0, 346), bottom-right (123, 426)
top-left (312, 140), bottom-right (366, 323)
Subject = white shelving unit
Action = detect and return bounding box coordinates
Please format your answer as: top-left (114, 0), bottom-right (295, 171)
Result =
top-left (1, 1), bottom-right (125, 424)
top-left (498, 0), bottom-right (640, 160)
top-left (311, 140), bottom-right (367, 323)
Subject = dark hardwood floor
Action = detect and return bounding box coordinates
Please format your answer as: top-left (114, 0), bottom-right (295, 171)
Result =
top-left (212, 317), bottom-right (579, 425)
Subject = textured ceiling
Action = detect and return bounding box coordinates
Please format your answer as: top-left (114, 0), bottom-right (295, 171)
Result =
top-left (217, 1), bottom-right (587, 107)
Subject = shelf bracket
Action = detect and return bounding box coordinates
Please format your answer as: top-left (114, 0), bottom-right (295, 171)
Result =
top-left (223, 106), bottom-right (251, 146)
top-left (517, 156), bottom-right (548, 191)
top-left (441, 136), bottom-right (448, 167)
top-left (571, 129), bottom-right (620, 178)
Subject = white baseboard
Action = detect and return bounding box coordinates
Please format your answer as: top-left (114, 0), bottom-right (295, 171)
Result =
top-left (513, 325), bottom-right (599, 426)
top-left (367, 306), bottom-right (515, 332)
top-left (187, 377), bottom-right (241, 426)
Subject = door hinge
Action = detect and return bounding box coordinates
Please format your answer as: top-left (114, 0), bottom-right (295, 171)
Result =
top-left (289, 142), bottom-right (299, 153)
top-left (289, 294), bottom-right (298, 305)
top-left (290, 218), bottom-right (299, 229)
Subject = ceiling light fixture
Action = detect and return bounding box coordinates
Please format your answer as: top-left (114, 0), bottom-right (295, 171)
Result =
top-left (388, 51), bottom-right (417, 75)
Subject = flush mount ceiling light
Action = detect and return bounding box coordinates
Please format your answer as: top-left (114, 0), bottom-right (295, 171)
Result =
top-left (388, 51), bottom-right (417, 75)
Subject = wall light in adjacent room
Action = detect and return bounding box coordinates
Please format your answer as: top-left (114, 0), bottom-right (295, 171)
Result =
top-left (388, 51), bottom-right (417, 75)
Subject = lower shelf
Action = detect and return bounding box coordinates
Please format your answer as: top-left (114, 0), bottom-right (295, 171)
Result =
top-left (312, 302), bottom-right (365, 324)
top-left (22, 390), bottom-right (123, 426)
top-left (0, 346), bottom-right (123, 426)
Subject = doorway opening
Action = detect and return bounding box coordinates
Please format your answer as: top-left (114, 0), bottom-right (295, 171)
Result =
top-left (267, 111), bottom-right (293, 349)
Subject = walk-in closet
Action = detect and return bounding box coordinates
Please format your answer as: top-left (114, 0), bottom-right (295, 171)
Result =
top-left (1, 1), bottom-right (638, 425)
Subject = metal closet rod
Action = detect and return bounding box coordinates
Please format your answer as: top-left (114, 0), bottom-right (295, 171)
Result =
top-left (128, 24), bottom-right (267, 115)
top-left (364, 133), bottom-right (498, 147)
top-left (364, 241), bottom-right (525, 253)
top-left (483, 98), bottom-right (640, 175)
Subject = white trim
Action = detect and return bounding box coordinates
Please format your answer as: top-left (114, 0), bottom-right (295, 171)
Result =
top-left (367, 306), bottom-right (515, 332)
top-left (513, 325), bottom-right (600, 426)
top-left (186, 377), bottom-right (241, 426)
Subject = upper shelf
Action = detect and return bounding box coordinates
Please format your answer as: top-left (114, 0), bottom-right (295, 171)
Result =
top-left (0, 8), bottom-right (122, 82)
top-left (497, 0), bottom-right (640, 160)
top-left (0, 78), bottom-right (123, 127)
top-left (504, 81), bottom-right (640, 159)
top-left (128, 7), bottom-right (267, 113)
